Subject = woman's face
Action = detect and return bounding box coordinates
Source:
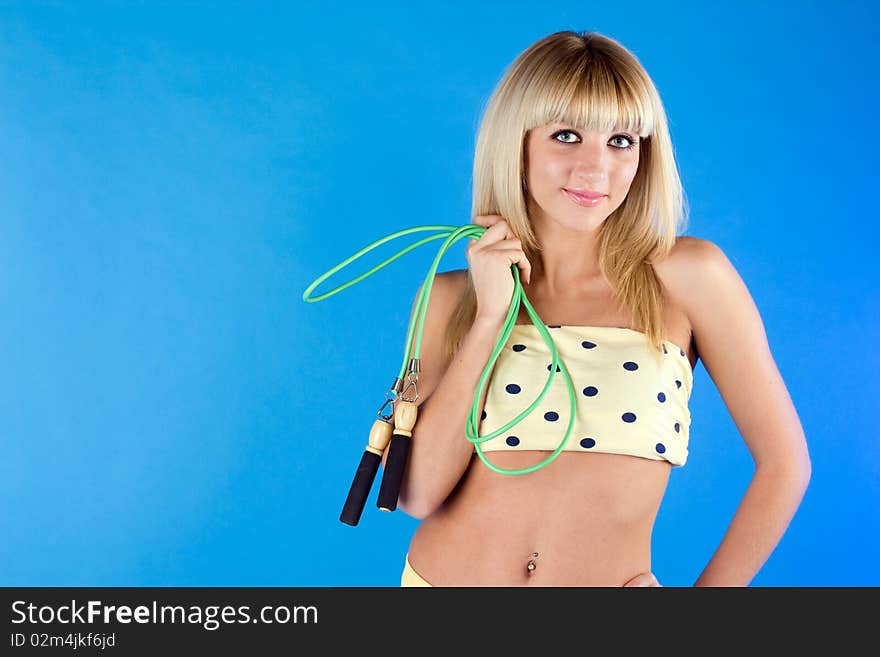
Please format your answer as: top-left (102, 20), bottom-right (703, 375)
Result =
top-left (523, 121), bottom-right (641, 232)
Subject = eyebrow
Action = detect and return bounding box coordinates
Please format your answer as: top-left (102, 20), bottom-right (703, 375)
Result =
top-left (549, 123), bottom-right (638, 134)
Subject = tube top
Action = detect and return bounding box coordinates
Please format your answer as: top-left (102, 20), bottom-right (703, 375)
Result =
top-left (475, 325), bottom-right (694, 467)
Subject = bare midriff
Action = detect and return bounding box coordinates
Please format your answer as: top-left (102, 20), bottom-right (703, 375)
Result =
top-left (406, 449), bottom-right (672, 586)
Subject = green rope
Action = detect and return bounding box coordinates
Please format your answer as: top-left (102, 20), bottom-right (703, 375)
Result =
top-left (302, 224), bottom-right (577, 475)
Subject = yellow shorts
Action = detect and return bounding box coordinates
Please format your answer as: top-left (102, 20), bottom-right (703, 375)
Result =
top-left (400, 552), bottom-right (433, 587)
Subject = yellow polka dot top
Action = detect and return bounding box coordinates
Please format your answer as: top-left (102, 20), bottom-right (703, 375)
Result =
top-left (476, 325), bottom-right (694, 467)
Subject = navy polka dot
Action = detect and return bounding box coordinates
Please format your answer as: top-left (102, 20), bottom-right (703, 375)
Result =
top-left (623, 361), bottom-right (639, 371)
top-left (512, 344), bottom-right (526, 352)
top-left (581, 341), bottom-right (597, 349)
top-left (657, 392), bottom-right (666, 402)
top-left (481, 410), bottom-right (487, 421)
top-left (546, 363), bottom-right (561, 372)
top-left (505, 383), bottom-right (521, 394)
top-left (506, 436), bottom-right (520, 447)
top-left (544, 411), bottom-right (559, 422)
top-left (622, 412), bottom-right (637, 423)
top-left (579, 437), bottom-right (596, 449)
top-left (675, 380), bottom-right (682, 389)
top-left (674, 422), bottom-right (680, 433)
top-left (583, 386), bottom-right (599, 397)
top-left (680, 348), bottom-right (685, 356)
top-left (656, 443), bottom-right (666, 454)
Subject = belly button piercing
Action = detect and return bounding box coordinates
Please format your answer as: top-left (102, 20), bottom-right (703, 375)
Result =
top-left (526, 552), bottom-right (539, 574)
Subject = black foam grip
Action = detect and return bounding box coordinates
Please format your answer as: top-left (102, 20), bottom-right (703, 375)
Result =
top-left (376, 432), bottom-right (412, 512)
top-left (339, 450), bottom-right (381, 526)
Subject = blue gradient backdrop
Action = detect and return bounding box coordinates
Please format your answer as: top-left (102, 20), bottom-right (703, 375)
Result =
top-left (1, 2), bottom-right (876, 586)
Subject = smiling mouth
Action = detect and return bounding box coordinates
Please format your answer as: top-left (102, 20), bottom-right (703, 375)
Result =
top-left (563, 188), bottom-right (606, 206)
top-left (563, 188), bottom-right (607, 200)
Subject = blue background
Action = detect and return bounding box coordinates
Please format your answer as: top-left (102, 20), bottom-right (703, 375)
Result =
top-left (1, 2), bottom-right (877, 586)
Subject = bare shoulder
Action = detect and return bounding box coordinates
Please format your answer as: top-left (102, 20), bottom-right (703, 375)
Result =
top-left (425, 268), bottom-right (469, 314)
top-left (389, 269), bottom-right (469, 432)
top-left (405, 268), bottom-right (468, 367)
top-left (427, 268), bottom-right (469, 306)
top-left (653, 235), bottom-right (713, 274)
top-left (652, 235), bottom-right (718, 320)
top-left (659, 233), bottom-right (758, 335)
top-left (657, 237), bottom-right (811, 473)
top-left (444, 267), bottom-right (470, 292)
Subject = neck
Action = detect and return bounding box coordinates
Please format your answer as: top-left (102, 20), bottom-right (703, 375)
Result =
top-left (527, 208), bottom-right (605, 297)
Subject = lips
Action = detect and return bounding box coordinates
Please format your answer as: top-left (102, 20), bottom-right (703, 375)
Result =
top-left (564, 188), bottom-right (606, 200)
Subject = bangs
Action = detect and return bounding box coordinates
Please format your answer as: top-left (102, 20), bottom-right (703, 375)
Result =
top-left (522, 50), bottom-right (655, 138)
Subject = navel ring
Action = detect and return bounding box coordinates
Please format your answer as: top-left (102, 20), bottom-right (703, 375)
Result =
top-left (526, 552), bottom-right (539, 574)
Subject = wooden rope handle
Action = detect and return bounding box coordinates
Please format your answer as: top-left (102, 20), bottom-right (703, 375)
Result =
top-left (376, 400), bottom-right (419, 512)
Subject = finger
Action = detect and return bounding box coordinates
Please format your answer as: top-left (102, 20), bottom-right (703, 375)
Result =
top-left (495, 249), bottom-right (530, 279)
top-left (622, 574), bottom-right (643, 587)
top-left (622, 572), bottom-right (658, 587)
top-left (515, 251), bottom-right (529, 282)
top-left (486, 219), bottom-right (511, 237)
top-left (490, 241), bottom-right (529, 282)
top-left (472, 214), bottom-right (502, 227)
top-left (467, 220), bottom-right (502, 254)
top-left (475, 222), bottom-right (513, 249)
top-left (646, 573), bottom-right (660, 586)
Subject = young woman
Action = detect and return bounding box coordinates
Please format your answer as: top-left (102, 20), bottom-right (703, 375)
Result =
top-left (386, 30), bottom-right (811, 586)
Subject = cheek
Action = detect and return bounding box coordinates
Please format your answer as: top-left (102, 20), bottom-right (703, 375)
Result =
top-left (534, 161), bottom-right (572, 195)
top-left (614, 161), bottom-right (639, 193)
top-left (527, 148), bottom-right (567, 181)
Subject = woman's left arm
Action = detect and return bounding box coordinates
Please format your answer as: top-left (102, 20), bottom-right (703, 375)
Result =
top-left (678, 237), bottom-right (812, 586)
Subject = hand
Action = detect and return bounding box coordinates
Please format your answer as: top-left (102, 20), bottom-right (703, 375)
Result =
top-left (467, 214), bottom-right (532, 324)
top-left (622, 571), bottom-right (663, 587)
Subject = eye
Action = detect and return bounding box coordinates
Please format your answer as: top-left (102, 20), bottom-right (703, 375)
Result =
top-left (551, 129), bottom-right (638, 151)
top-left (610, 134), bottom-right (638, 151)
top-left (552, 129), bottom-right (580, 144)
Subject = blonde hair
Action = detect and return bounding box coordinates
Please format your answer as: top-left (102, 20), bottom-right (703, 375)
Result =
top-left (444, 30), bottom-right (689, 362)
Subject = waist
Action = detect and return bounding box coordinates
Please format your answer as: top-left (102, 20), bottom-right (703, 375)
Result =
top-left (408, 451), bottom-right (670, 586)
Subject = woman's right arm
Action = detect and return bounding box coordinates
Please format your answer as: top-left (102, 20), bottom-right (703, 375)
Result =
top-left (387, 302), bottom-right (505, 519)
top-left (383, 215), bottom-right (531, 519)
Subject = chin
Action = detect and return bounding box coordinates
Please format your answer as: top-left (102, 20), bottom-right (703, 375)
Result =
top-left (557, 209), bottom-right (609, 229)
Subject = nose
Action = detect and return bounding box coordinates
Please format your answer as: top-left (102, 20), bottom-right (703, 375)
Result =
top-left (571, 135), bottom-right (610, 181)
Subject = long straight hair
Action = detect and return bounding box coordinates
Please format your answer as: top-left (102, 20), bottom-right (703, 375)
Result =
top-left (444, 31), bottom-right (689, 362)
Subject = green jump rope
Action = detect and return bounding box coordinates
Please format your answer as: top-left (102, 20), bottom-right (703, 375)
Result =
top-left (302, 224), bottom-right (577, 525)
